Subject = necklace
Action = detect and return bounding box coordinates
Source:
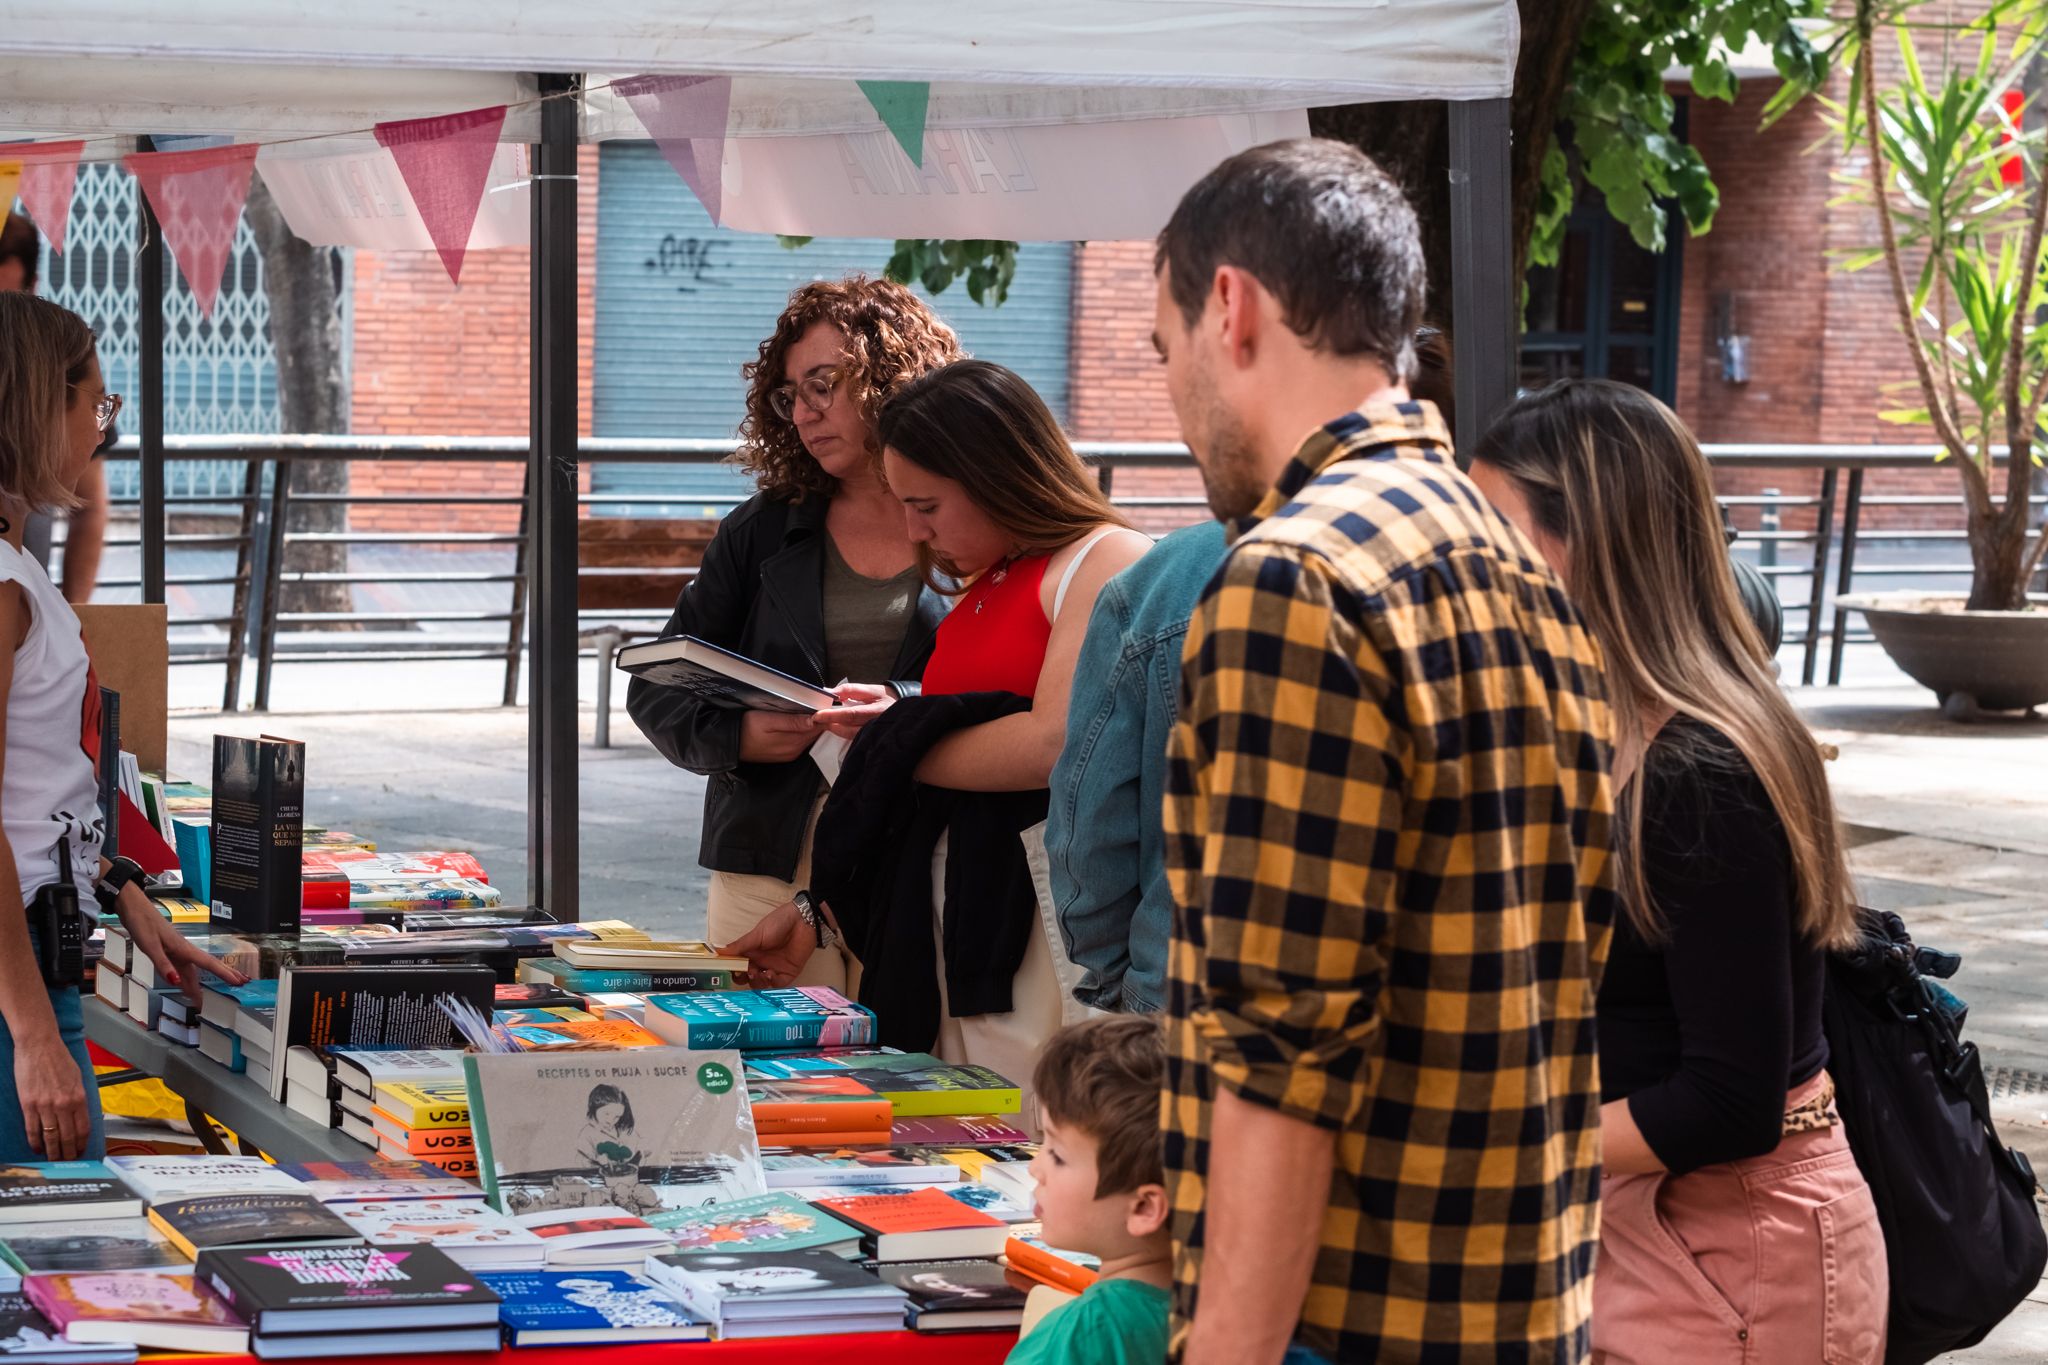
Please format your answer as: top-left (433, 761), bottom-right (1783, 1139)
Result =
top-left (974, 557), bottom-right (1013, 615)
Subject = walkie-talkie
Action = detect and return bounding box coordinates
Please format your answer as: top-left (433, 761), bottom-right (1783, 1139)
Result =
top-left (34, 835), bottom-right (85, 988)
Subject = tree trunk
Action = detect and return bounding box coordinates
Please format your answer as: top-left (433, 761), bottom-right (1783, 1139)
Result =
top-left (1308, 0), bottom-right (1591, 327)
top-left (1967, 497), bottom-right (2032, 610)
top-left (243, 180), bottom-right (354, 624)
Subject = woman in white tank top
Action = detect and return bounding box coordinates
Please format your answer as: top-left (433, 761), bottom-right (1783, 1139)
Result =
top-left (0, 293), bottom-right (243, 1160)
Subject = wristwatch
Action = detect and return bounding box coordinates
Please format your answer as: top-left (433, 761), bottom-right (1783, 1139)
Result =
top-left (95, 855), bottom-right (151, 914)
top-left (791, 890), bottom-right (839, 951)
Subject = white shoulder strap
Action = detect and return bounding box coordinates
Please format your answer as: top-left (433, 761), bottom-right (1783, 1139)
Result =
top-left (1051, 526), bottom-right (1143, 623)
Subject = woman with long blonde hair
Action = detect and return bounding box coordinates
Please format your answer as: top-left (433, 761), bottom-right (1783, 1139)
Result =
top-left (1469, 379), bottom-right (1885, 1364)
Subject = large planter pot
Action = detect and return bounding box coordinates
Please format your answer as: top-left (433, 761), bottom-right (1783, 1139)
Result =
top-left (1837, 592), bottom-right (2048, 717)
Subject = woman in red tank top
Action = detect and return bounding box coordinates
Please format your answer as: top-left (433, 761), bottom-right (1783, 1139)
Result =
top-left (725, 361), bottom-right (1149, 1115)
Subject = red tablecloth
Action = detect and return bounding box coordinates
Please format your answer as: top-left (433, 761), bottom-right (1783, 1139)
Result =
top-left (149, 1331), bottom-right (1016, 1364)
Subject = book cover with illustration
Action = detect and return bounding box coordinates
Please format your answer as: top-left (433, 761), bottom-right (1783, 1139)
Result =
top-left (499, 1019), bottom-right (666, 1050)
top-left (330, 1200), bottom-right (544, 1269)
top-left (646, 1191), bottom-right (863, 1258)
top-left (746, 1075), bottom-right (893, 1136)
top-left (879, 1258), bottom-right (1027, 1314)
top-left (476, 1270), bottom-right (707, 1346)
top-left (465, 1049), bottom-right (763, 1217)
top-left (0, 1221), bottom-right (187, 1276)
top-left (0, 1290), bottom-right (136, 1360)
top-left (195, 1244), bottom-right (500, 1330)
top-left (743, 1050), bottom-right (1021, 1116)
top-left (22, 1273), bottom-right (246, 1353)
top-left (638, 1249), bottom-right (903, 1329)
top-left (641, 988), bottom-right (876, 1052)
top-left (144, 1194), bottom-right (358, 1261)
top-left (0, 1166), bottom-right (139, 1223)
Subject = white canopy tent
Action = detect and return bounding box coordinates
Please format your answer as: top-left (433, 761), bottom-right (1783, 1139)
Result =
top-left (0, 0), bottom-right (1521, 916)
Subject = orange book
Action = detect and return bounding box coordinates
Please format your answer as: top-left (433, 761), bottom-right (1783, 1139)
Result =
top-left (502, 1018), bottom-right (666, 1049)
top-left (374, 1144), bottom-right (479, 1178)
top-left (1004, 1233), bottom-right (1100, 1293)
top-left (750, 1074), bottom-right (893, 1135)
top-left (812, 1186), bottom-right (1007, 1261)
top-left (757, 1128), bottom-right (897, 1148)
top-left (370, 1110), bottom-right (477, 1156)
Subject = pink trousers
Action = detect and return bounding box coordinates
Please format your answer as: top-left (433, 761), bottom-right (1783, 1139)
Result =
top-left (1591, 1072), bottom-right (1889, 1364)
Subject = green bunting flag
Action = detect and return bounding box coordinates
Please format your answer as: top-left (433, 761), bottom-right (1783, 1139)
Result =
top-left (857, 80), bottom-right (930, 167)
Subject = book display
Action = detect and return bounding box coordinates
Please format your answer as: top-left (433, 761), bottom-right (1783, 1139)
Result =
top-left (81, 760), bottom-right (1042, 1358)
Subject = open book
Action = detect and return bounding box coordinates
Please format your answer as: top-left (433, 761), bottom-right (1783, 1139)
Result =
top-left (615, 636), bottom-right (836, 715)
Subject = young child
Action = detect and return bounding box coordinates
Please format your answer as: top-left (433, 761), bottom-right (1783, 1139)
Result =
top-left (1006, 1015), bottom-right (1170, 1365)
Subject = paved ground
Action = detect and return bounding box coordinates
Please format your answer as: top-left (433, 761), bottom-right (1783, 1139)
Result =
top-left (162, 667), bottom-right (2048, 1358)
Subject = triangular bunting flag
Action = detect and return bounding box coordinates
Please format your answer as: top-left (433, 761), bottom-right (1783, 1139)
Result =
top-left (123, 142), bottom-right (259, 318)
top-left (615, 74), bottom-right (732, 226)
top-left (0, 141), bottom-right (83, 253)
top-left (374, 105), bottom-right (509, 285)
top-left (857, 80), bottom-right (930, 168)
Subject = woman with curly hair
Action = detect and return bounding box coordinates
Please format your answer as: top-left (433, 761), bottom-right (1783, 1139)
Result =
top-left (627, 277), bottom-right (961, 993)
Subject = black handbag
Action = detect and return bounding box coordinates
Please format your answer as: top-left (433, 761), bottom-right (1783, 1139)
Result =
top-left (1823, 908), bottom-right (2047, 1365)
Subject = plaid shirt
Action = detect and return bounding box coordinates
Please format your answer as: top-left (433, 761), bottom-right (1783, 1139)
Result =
top-left (1163, 403), bottom-right (1616, 1363)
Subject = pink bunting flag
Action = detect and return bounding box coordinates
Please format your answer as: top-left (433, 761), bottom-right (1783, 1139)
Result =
top-left (374, 104), bottom-right (509, 285)
top-left (615, 75), bottom-right (732, 225)
top-left (123, 142), bottom-right (259, 318)
top-left (0, 141), bottom-right (84, 254)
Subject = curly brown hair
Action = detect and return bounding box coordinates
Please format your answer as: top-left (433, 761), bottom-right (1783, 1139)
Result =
top-left (736, 276), bottom-right (964, 502)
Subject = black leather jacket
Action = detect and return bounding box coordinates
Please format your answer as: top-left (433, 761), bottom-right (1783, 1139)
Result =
top-left (626, 492), bottom-right (947, 880)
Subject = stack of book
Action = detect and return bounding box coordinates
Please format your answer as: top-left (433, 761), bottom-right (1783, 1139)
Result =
top-left (880, 1259), bottom-right (1029, 1332)
top-left (640, 987), bottom-right (876, 1051)
top-left (0, 1288), bottom-right (139, 1362)
top-left (143, 1191), bottom-right (358, 1262)
top-left (646, 1191), bottom-right (865, 1258)
top-left (477, 1270), bottom-right (708, 1347)
top-left (368, 1080), bottom-right (477, 1176)
top-left (197, 1243), bottom-right (502, 1358)
top-left (330, 1200), bottom-right (545, 1270)
top-left (810, 1187), bottom-right (1008, 1263)
top-left (640, 1249), bottom-right (909, 1339)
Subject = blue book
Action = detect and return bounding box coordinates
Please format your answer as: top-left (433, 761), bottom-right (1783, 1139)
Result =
top-left (171, 817), bottom-right (211, 905)
top-left (200, 979), bottom-right (278, 1032)
top-left (477, 1271), bottom-right (708, 1347)
top-left (197, 1019), bottom-right (246, 1072)
top-left (640, 987), bottom-right (878, 1052)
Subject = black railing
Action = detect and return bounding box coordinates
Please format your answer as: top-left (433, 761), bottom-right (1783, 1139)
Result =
top-left (66, 436), bottom-right (2046, 710)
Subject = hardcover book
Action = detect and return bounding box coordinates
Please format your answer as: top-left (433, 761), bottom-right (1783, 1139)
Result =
top-left (465, 1049), bottom-right (764, 1216)
top-left (267, 1161), bottom-right (481, 1205)
top-left (0, 1291), bottom-right (135, 1361)
top-left (507, 1208), bottom-right (669, 1269)
top-left (476, 1269), bottom-right (708, 1346)
top-left (208, 734), bottom-right (304, 934)
top-left (195, 1243), bottom-right (501, 1333)
top-left (518, 959), bottom-right (741, 994)
top-left (329, 1048), bottom-right (462, 1097)
top-left (641, 988), bottom-right (877, 1052)
top-left (743, 1050), bottom-right (1021, 1116)
top-left (811, 1187), bottom-right (1007, 1261)
top-left (330, 1200), bottom-right (545, 1270)
top-left (0, 1166), bottom-right (141, 1223)
top-left (889, 1115), bottom-right (1033, 1147)
top-left (23, 1273), bottom-right (246, 1353)
top-left (498, 1019), bottom-right (666, 1050)
top-left (554, 940), bottom-right (749, 974)
top-left (880, 1258), bottom-right (1027, 1330)
top-left (1002, 1232), bottom-right (1100, 1293)
top-left (144, 1194), bottom-right (358, 1260)
top-left (370, 1081), bottom-right (470, 1128)
top-left (747, 1076), bottom-right (893, 1136)
top-left (646, 1191), bottom-right (864, 1258)
top-left (103, 1157), bottom-right (304, 1205)
top-left (758, 1148), bottom-right (962, 1188)
top-left (267, 964), bottom-right (496, 1101)
top-left (637, 1250), bottom-right (904, 1335)
top-left (615, 635), bottom-right (838, 714)
top-left (0, 1220), bottom-right (188, 1275)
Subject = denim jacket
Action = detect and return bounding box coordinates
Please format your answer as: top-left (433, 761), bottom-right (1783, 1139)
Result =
top-left (1047, 521), bottom-right (1229, 1013)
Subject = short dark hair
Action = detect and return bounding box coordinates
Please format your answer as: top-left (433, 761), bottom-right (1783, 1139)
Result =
top-left (0, 214), bottom-right (40, 293)
top-left (1032, 1015), bottom-right (1165, 1199)
top-left (1155, 138), bottom-right (1426, 379)
top-left (1410, 325), bottom-right (1454, 437)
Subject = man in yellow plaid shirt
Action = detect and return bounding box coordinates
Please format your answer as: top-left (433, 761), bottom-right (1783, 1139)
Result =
top-left (1150, 140), bottom-right (1617, 1365)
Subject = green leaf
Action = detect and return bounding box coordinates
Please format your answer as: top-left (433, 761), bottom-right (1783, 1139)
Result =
top-left (775, 235), bottom-right (814, 251)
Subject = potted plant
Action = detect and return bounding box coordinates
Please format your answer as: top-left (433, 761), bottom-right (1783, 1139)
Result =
top-left (1827, 0), bottom-right (2048, 717)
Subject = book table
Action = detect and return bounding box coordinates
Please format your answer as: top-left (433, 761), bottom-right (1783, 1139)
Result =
top-left (148, 1332), bottom-right (1017, 1364)
top-left (83, 997), bottom-right (372, 1162)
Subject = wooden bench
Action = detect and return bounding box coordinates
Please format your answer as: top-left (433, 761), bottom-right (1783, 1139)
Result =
top-left (579, 517), bottom-right (719, 747)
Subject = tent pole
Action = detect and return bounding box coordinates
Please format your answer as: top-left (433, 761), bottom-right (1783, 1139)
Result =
top-left (1447, 98), bottom-right (1515, 452)
top-left (137, 137), bottom-right (166, 604)
top-left (527, 74), bottom-right (581, 920)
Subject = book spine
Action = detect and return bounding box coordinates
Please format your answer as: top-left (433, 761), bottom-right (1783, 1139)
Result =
top-left (885, 1087), bottom-right (1023, 1118)
top-left (462, 1055), bottom-right (500, 1209)
top-left (752, 1099), bottom-right (894, 1133)
top-left (758, 1129), bottom-right (899, 1148)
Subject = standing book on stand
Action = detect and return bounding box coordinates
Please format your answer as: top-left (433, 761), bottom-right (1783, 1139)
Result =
top-left (207, 735), bottom-right (304, 934)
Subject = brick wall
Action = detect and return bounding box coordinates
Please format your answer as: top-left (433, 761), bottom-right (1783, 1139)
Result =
top-left (349, 145), bottom-right (599, 532)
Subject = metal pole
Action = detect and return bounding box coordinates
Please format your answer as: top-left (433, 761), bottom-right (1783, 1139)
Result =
top-left (253, 459), bottom-right (293, 711)
top-left (136, 139), bottom-right (167, 604)
top-left (529, 74), bottom-right (581, 920)
top-left (1827, 467), bottom-right (1865, 686)
top-left (1447, 98), bottom-right (1516, 452)
top-left (1801, 468), bottom-right (1839, 686)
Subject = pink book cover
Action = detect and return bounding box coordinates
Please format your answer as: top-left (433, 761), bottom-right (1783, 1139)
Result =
top-left (25, 1272), bottom-right (245, 1331)
top-left (794, 987), bottom-right (870, 1046)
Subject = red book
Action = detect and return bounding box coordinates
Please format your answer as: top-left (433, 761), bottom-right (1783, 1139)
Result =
top-left (302, 848), bottom-right (489, 883)
top-left (116, 792), bottom-right (180, 877)
top-left (750, 1074), bottom-right (894, 1136)
top-left (812, 1186), bottom-right (1007, 1262)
